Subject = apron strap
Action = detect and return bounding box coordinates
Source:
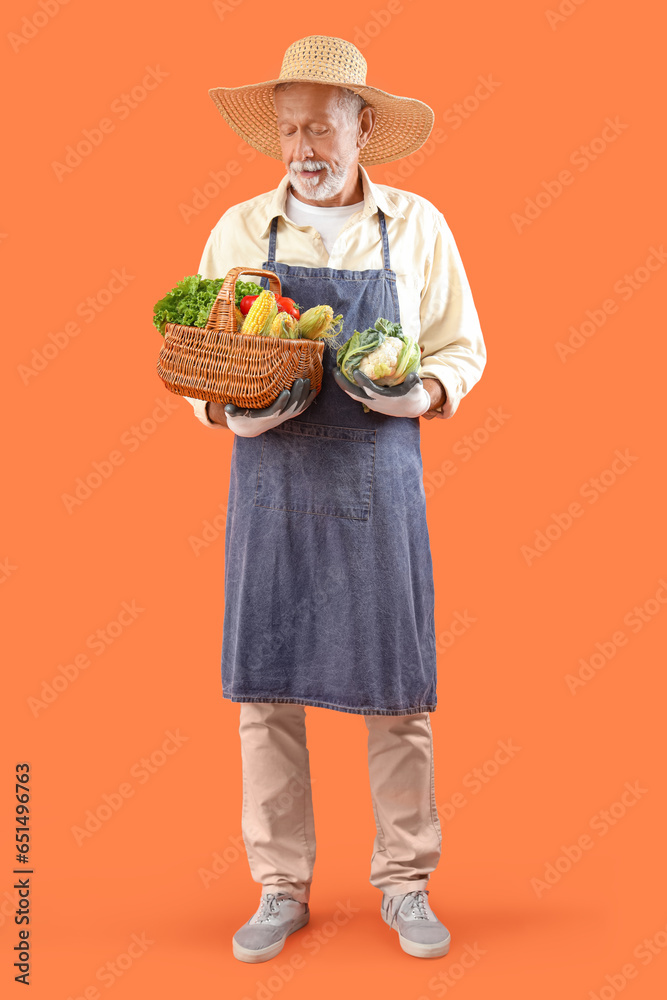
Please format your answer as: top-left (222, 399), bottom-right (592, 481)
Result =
top-left (258, 217), bottom-right (280, 289)
top-left (377, 208), bottom-right (392, 271)
top-left (268, 215), bottom-right (279, 264)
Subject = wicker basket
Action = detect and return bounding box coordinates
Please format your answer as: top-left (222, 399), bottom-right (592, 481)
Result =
top-left (156, 266), bottom-right (325, 409)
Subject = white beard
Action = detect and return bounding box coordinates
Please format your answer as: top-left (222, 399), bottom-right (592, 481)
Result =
top-left (288, 150), bottom-right (357, 201)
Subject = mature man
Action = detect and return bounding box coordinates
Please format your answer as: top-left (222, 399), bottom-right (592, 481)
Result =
top-left (184, 35), bottom-right (486, 963)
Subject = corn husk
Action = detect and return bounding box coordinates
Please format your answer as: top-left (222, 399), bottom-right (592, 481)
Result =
top-left (269, 312), bottom-right (300, 339)
top-left (295, 305), bottom-right (343, 341)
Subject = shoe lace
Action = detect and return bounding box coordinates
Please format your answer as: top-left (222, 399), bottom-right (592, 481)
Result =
top-left (386, 889), bottom-right (430, 928)
top-left (404, 890), bottom-right (430, 920)
top-left (254, 892), bottom-right (294, 923)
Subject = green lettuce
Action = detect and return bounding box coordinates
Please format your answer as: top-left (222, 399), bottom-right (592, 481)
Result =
top-left (152, 275), bottom-right (264, 336)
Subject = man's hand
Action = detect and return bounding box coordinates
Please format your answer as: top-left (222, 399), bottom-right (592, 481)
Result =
top-left (221, 378), bottom-right (315, 437)
top-left (421, 377), bottom-right (448, 419)
top-left (332, 367), bottom-right (437, 418)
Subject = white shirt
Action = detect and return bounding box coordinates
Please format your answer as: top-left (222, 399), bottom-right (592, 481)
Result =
top-left (285, 190), bottom-right (365, 255)
top-left (183, 164), bottom-right (486, 427)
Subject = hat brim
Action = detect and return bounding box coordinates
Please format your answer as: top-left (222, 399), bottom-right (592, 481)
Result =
top-left (208, 79), bottom-right (434, 166)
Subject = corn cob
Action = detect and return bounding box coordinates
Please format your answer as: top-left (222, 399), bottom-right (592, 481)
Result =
top-left (296, 305), bottom-right (343, 341)
top-left (235, 306), bottom-right (243, 331)
top-left (268, 312), bottom-right (284, 338)
top-left (241, 290), bottom-right (278, 336)
top-left (269, 312), bottom-right (299, 339)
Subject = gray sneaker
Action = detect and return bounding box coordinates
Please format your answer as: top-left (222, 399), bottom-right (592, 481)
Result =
top-left (232, 891), bottom-right (310, 963)
top-left (381, 889), bottom-right (451, 958)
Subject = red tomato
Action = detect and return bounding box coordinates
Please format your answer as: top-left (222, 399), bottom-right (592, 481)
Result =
top-left (276, 296), bottom-right (296, 310)
top-left (276, 297), bottom-right (300, 319)
top-left (239, 295), bottom-right (258, 315)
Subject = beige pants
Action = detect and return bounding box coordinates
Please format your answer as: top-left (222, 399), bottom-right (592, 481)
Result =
top-left (238, 702), bottom-right (442, 904)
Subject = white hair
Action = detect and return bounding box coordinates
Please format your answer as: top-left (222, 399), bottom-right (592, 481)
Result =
top-left (273, 82), bottom-right (368, 123)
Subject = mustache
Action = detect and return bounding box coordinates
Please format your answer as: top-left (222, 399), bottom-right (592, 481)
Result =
top-left (289, 161), bottom-right (330, 173)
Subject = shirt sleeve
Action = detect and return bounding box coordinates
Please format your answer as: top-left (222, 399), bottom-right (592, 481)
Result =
top-left (197, 226), bottom-right (221, 281)
top-left (183, 396), bottom-right (227, 429)
top-left (417, 213), bottom-right (487, 419)
top-left (182, 229), bottom-right (228, 429)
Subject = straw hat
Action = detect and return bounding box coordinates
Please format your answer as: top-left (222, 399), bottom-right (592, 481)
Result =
top-left (208, 35), bottom-right (434, 166)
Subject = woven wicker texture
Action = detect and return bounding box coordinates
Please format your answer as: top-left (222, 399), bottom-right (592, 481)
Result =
top-left (208, 35), bottom-right (434, 166)
top-left (156, 267), bottom-right (324, 409)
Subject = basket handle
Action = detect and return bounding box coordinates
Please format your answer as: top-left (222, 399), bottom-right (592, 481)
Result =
top-left (205, 267), bottom-right (282, 333)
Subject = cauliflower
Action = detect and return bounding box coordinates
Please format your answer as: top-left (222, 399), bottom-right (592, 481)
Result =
top-left (337, 319), bottom-right (422, 393)
top-left (358, 336), bottom-right (405, 383)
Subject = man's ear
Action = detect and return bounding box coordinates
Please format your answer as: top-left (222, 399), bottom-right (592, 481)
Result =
top-left (357, 106), bottom-right (376, 150)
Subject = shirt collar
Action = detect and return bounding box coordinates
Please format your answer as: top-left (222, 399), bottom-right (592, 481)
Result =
top-left (259, 163), bottom-right (404, 238)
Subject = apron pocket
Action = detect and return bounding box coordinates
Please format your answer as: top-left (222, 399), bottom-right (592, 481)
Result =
top-left (253, 420), bottom-right (377, 521)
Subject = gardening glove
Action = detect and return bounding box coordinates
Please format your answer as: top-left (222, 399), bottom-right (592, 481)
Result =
top-left (332, 368), bottom-right (432, 418)
top-left (223, 378), bottom-right (315, 438)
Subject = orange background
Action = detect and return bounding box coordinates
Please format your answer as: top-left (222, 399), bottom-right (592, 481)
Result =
top-left (3, 1), bottom-right (666, 997)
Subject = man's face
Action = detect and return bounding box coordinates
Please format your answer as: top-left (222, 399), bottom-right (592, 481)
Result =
top-left (273, 83), bottom-right (363, 202)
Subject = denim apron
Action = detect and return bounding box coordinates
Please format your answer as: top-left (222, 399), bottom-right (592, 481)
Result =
top-left (220, 208), bottom-right (437, 715)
